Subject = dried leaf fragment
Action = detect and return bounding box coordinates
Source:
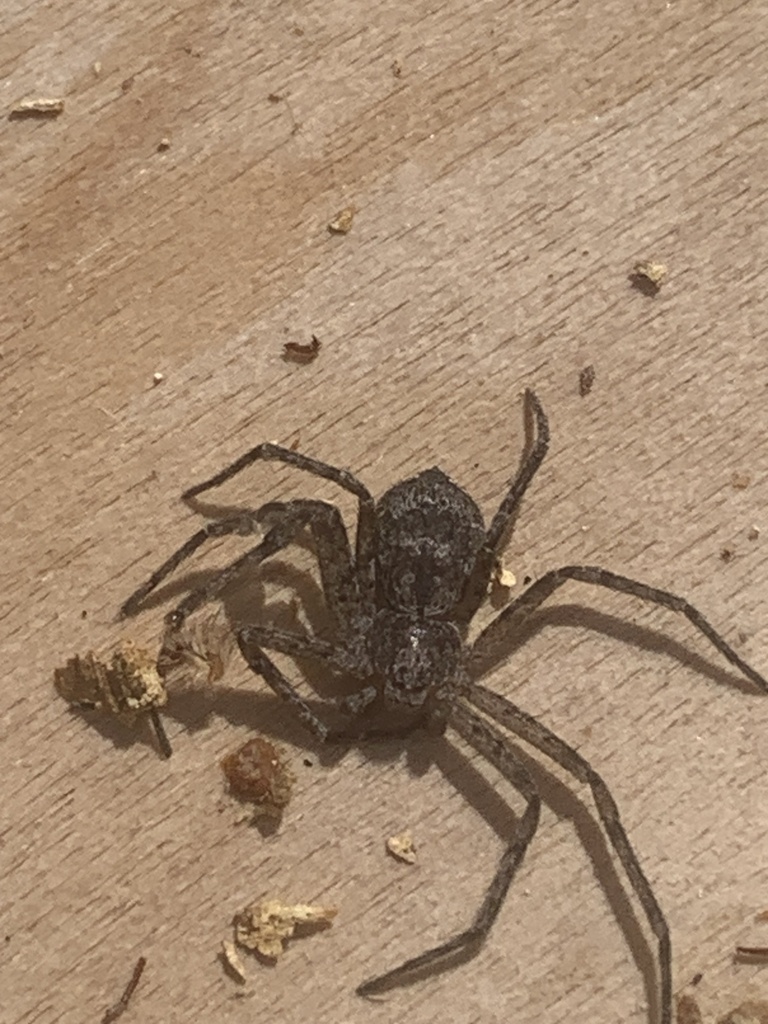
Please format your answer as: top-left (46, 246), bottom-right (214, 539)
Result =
top-left (386, 831), bottom-right (416, 864)
top-left (718, 1002), bottom-right (768, 1024)
top-left (328, 206), bottom-right (356, 234)
top-left (234, 899), bottom-right (337, 960)
top-left (221, 737), bottom-right (295, 818)
top-left (157, 610), bottom-right (235, 688)
top-left (283, 334), bottom-right (321, 364)
top-left (578, 364), bottom-right (596, 397)
top-left (633, 260), bottom-right (667, 288)
top-left (221, 940), bottom-right (247, 983)
top-left (11, 97), bottom-right (65, 117)
top-left (731, 471), bottom-right (751, 490)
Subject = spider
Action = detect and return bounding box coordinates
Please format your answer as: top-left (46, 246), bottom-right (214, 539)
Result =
top-left (120, 390), bottom-right (767, 1023)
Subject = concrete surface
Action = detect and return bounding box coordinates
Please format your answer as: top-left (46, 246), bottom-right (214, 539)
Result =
top-left (2, 1), bottom-right (767, 1022)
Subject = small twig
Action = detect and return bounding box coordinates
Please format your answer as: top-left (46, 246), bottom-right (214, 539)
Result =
top-left (148, 707), bottom-right (172, 758)
top-left (102, 956), bottom-right (146, 1024)
top-left (735, 945), bottom-right (768, 961)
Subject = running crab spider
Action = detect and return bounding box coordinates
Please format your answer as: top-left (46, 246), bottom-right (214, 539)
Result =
top-left (120, 390), bottom-right (767, 1023)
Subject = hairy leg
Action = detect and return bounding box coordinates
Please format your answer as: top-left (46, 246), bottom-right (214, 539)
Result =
top-left (356, 699), bottom-right (541, 995)
top-left (466, 682), bottom-right (672, 1024)
top-left (471, 565), bottom-right (768, 692)
top-left (458, 389), bottom-right (550, 623)
top-left (183, 443), bottom-right (377, 612)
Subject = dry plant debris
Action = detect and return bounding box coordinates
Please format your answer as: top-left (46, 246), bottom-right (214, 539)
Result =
top-left (221, 940), bottom-right (247, 983)
top-left (233, 899), bottom-right (337, 960)
top-left (11, 97), bottom-right (65, 117)
top-left (730, 471), bottom-right (751, 490)
top-left (55, 641), bottom-right (171, 756)
top-left (283, 334), bottom-right (321, 364)
top-left (221, 736), bottom-right (295, 818)
top-left (328, 206), bottom-right (356, 234)
top-left (157, 610), bottom-right (235, 689)
top-left (55, 642), bottom-right (167, 721)
top-left (386, 831), bottom-right (417, 864)
top-left (676, 992), bottom-right (703, 1024)
top-left (101, 956), bottom-right (146, 1024)
top-left (633, 259), bottom-right (668, 289)
top-left (491, 560), bottom-right (516, 590)
top-left (735, 945), bottom-right (768, 960)
top-left (578, 364), bottom-right (596, 397)
top-left (718, 1002), bottom-right (768, 1024)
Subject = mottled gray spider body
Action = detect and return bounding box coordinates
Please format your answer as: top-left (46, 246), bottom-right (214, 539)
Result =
top-left (120, 391), bottom-right (767, 1024)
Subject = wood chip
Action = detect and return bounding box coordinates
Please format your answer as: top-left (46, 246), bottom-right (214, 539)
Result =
top-left (386, 831), bottom-right (416, 864)
top-left (633, 260), bottom-right (667, 288)
top-left (492, 561), bottom-right (516, 589)
top-left (234, 899), bottom-right (337, 960)
top-left (12, 97), bottom-right (65, 116)
top-left (221, 940), bottom-right (247, 983)
top-left (328, 206), bottom-right (356, 234)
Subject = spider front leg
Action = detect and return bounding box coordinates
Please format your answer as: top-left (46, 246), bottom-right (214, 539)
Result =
top-left (356, 699), bottom-right (541, 995)
top-left (459, 389), bottom-right (550, 624)
top-left (471, 565), bottom-right (768, 692)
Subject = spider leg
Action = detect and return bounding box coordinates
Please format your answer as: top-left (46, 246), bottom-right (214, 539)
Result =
top-left (237, 626), bottom-right (379, 743)
top-left (466, 682), bottom-right (672, 1024)
top-left (182, 442), bottom-right (377, 611)
top-left (121, 499), bottom-right (367, 634)
top-left (166, 499), bottom-right (369, 635)
top-left (120, 508), bottom-right (278, 619)
top-left (458, 389), bottom-right (550, 623)
top-left (472, 565), bottom-right (768, 692)
top-left (236, 634), bottom-right (341, 741)
top-left (356, 700), bottom-right (541, 996)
